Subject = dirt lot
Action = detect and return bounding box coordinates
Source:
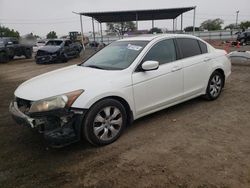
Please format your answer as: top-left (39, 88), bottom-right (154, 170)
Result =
top-left (0, 45), bottom-right (250, 188)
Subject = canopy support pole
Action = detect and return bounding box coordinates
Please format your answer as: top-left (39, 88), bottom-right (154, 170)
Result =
top-left (176, 17), bottom-right (178, 31)
top-left (100, 22), bottom-right (103, 43)
top-left (136, 13), bottom-right (138, 30)
top-left (193, 6), bottom-right (196, 34)
top-left (152, 20), bottom-right (154, 29)
top-left (181, 14), bottom-right (183, 32)
top-left (80, 15), bottom-right (85, 49)
top-left (173, 19), bottom-right (175, 33)
top-left (92, 17), bottom-right (96, 42)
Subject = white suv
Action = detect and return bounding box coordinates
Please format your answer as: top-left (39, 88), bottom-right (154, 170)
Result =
top-left (10, 34), bottom-right (231, 147)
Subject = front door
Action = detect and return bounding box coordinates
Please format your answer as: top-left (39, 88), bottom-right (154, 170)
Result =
top-left (132, 39), bottom-right (183, 117)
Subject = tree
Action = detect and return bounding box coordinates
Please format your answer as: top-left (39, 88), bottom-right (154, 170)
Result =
top-left (240, 21), bottom-right (250, 30)
top-left (46, 31), bottom-right (57, 39)
top-left (0, 26), bottom-right (19, 38)
top-left (200, 18), bottom-right (224, 31)
top-left (224, 24), bottom-right (236, 30)
top-left (148, 27), bottom-right (163, 34)
top-left (106, 22), bottom-right (136, 35)
top-left (184, 26), bottom-right (200, 32)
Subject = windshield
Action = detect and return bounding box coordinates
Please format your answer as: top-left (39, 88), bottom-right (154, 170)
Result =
top-left (82, 41), bottom-right (148, 70)
top-left (46, 40), bottom-right (63, 46)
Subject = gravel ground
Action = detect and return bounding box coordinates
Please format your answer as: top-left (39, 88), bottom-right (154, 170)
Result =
top-left (0, 46), bottom-right (250, 188)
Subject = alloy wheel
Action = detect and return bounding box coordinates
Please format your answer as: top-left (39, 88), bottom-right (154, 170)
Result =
top-left (209, 75), bottom-right (222, 98)
top-left (93, 106), bottom-right (123, 141)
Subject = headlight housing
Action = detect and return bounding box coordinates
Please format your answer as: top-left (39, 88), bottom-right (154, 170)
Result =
top-left (29, 89), bottom-right (84, 113)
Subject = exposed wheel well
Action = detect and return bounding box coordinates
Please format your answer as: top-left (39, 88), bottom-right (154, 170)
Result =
top-left (214, 68), bottom-right (225, 87)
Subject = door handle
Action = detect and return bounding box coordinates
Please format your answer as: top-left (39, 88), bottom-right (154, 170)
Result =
top-left (171, 66), bottom-right (182, 72)
top-left (204, 57), bottom-right (211, 62)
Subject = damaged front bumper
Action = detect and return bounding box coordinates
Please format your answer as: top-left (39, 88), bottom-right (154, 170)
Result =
top-left (9, 101), bottom-right (87, 147)
top-left (35, 55), bottom-right (58, 64)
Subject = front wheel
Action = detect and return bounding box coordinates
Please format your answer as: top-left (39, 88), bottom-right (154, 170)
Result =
top-left (240, 39), bottom-right (246, 45)
top-left (204, 71), bottom-right (224, 100)
top-left (83, 99), bottom-right (127, 146)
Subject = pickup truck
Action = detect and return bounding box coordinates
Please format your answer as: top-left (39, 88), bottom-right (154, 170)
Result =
top-left (0, 37), bottom-right (33, 63)
top-left (35, 39), bottom-right (83, 64)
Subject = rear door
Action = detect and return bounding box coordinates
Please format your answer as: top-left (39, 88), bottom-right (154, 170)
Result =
top-left (176, 38), bottom-right (211, 98)
top-left (132, 39), bottom-right (183, 117)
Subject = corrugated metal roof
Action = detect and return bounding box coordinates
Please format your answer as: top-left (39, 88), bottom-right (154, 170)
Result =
top-left (80, 6), bottom-right (196, 23)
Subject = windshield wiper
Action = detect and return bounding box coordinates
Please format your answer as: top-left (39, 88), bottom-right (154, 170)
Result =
top-left (85, 65), bottom-right (104, 70)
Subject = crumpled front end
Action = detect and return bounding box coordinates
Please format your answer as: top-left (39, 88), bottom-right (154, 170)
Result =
top-left (35, 50), bottom-right (62, 64)
top-left (9, 97), bottom-right (86, 147)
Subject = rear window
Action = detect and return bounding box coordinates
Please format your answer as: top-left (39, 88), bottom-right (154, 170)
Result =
top-left (198, 41), bottom-right (208, 54)
top-left (176, 38), bottom-right (202, 58)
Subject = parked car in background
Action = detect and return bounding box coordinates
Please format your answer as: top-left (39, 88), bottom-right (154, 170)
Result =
top-left (0, 37), bottom-right (33, 63)
top-left (10, 34), bottom-right (231, 147)
top-left (237, 31), bottom-right (250, 45)
top-left (33, 40), bottom-right (46, 53)
top-left (35, 39), bottom-right (82, 64)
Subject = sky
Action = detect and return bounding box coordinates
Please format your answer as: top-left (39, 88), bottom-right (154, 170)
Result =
top-left (0, 0), bottom-right (250, 37)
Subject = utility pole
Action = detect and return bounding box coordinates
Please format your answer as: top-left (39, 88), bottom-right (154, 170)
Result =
top-left (236, 10), bottom-right (239, 29)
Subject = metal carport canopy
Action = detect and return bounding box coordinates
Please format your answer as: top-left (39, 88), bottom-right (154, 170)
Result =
top-left (80, 7), bottom-right (195, 23)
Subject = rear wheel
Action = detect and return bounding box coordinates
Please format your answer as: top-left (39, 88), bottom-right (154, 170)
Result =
top-left (204, 71), bottom-right (224, 100)
top-left (25, 48), bottom-right (32, 59)
top-left (61, 53), bottom-right (68, 63)
top-left (83, 99), bottom-right (127, 146)
top-left (0, 51), bottom-right (9, 63)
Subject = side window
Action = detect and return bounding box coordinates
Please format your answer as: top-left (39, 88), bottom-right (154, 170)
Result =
top-left (176, 38), bottom-right (202, 58)
top-left (143, 39), bottom-right (176, 65)
top-left (198, 41), bottom-right (208, 54)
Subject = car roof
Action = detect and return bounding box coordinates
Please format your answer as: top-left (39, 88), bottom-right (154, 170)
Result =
top-left (118, 34), bottom-right (199, 42)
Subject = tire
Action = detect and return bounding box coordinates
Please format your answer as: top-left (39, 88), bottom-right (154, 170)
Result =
top-left (25, 49), bottom-right (32, 59)
top-left (204, 71), bottom-right (224, 101)
top-left (61, 53), bottom-right (68, 63)
top-left (0, 51), bottom-right (9, 63)
top-left (76, 50), bottom-right (80, 58)
top-left (240, 39), bottom-right (245, 45)
top-left (83, 99), bottom-right (127, 146)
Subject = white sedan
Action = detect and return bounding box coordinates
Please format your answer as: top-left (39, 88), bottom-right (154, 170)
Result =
top-left (10, 34), bottom-right (231, 147)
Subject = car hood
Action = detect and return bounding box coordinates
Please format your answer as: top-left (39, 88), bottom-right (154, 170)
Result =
top-left (38, 45), bottom-right (61, 53)
top-left (14, 65), bottom-right (130, 101)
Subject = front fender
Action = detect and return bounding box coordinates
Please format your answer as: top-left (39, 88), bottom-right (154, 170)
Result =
top-left (72, 88), bottom-right (135, 115)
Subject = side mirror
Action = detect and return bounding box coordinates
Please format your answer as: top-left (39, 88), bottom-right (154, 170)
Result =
top-left (141, 60), bottom-right (159, 71)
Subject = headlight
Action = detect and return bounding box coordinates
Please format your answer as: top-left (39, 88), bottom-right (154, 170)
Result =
top-left (29, 89), bottom-right (84, 113)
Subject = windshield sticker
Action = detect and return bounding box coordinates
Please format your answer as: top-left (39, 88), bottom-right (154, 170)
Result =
top-left (127, 44), bottom-right (142, 51)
